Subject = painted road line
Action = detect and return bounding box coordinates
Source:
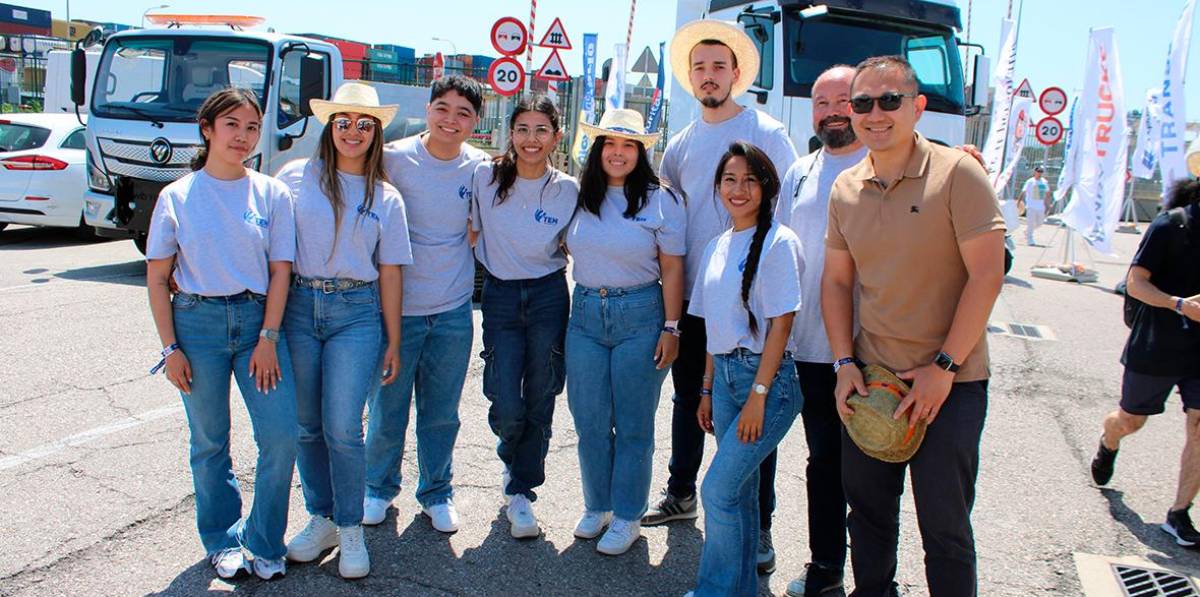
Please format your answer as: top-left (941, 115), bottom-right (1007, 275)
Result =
top-left (0, 405), bottom-right (182, 472)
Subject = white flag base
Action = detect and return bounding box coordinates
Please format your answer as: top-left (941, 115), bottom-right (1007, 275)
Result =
top-left (1030, 227), bottom-right (1101, 284)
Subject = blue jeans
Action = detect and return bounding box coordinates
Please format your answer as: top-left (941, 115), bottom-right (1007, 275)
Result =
top-left (696, 350), bottom-right (802, 597)
top-left (366, 298), bottom-right (473, 507)
top-left (566, 282), bottom-right (668, 521)
top-left (479, 270), bottom-right (569, 501)
top-left (172, 291), bottom-right (298, 560)
top-left (284, 284), bottom-right (382, 527)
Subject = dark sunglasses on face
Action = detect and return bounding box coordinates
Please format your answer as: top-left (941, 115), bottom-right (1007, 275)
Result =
top-left (850, 92), bottom-right (918, 114)
top-left (332, 117), bottom-right (377, 133)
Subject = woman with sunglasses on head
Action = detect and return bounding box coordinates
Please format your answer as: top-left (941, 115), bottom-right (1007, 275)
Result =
top-left (145, 88), bottom-right (298, 581)
top-left (275, 82), bottom-right (412, 579)
top-left (686, 141), bottom-right (804, 597)
top-left (470, 95), bottom-right (578, 540)
top-left (562, 109), bottom-right (685, 555)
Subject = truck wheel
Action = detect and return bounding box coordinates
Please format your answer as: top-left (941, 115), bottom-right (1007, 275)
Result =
top-left (134, 235), bottom-right (148, 255)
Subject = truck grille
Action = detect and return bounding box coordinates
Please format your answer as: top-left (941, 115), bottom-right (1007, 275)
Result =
top-left (98, 138), bottom-right (200, 182)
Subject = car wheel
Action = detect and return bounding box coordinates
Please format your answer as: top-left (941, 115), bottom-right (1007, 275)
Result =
top-left (0, 222), bottom-right (7, 232)
top-left (134, 235), bottom-right (148, 255)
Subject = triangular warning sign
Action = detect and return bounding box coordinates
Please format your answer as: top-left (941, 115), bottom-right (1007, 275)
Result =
top-left (636, 74), bottom-right (653, 88)
top-left (631, 46), bottom-right (657, 73)
top-left (1015, 78), bottom-right (1034, 99)
top-left (537, 17), bottom-right (572, 49)
top-left (535, 49), bottom-right (570, 81)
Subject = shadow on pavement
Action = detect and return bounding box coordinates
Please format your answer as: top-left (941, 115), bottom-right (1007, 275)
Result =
top-left (0, 226), bottom-right (116, 250)
top-left (1100, 487), bottom-right (1200, 577)
top-left (54, 260), bottom-right (146, 287)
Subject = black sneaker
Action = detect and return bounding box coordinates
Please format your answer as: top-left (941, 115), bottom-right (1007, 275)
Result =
top-left (1091, 439), bottom-right (1118, 486)
top-left (757, 529), bottom-right (776, 575)
top-left (641, 490), bottom-right (699, 526)
top-left (785, 563), bottom-right (846, 596)
top-left (1162, 508), bottom-right (1200, 547)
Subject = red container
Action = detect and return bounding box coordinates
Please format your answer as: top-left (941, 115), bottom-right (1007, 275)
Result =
top-left (294, 33), bottom-right (369, 80)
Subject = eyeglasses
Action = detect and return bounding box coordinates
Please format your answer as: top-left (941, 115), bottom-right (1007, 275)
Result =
top-left (512, 125), bottom-right (554, 140)
top-left (332, 117), bottom-right (377, 133)
top-left (850, 92), bottom-right (918, 114)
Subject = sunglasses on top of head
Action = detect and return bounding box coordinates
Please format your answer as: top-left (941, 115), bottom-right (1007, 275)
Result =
top-left (850, 92), bottom-right (918, 114)
top-left (332, 117), bottom-right (378, 133)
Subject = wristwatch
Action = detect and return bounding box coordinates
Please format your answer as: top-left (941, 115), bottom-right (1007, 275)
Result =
top-left (259, 328), bottom-right (280, 343)
top-left (934, 351), bottom-right (960, 373)
top-left (752, 383), bottom-right (769, 396)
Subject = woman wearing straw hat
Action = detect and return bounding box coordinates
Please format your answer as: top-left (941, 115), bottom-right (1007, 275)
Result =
top-left (563, 108), bottom-right (685, 555)
top-left (275, 81), bottom-right (412, 579)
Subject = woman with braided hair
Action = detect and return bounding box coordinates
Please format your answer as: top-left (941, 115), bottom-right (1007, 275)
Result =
top-left (685, 141), bottom-right (805, 597)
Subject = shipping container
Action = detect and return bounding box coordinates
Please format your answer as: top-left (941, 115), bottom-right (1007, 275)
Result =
top-left (51, 19), bottom-right (89, 42)
top-left (0, 3), bottom-right (50, 36)
top-left (294, 32), bottom-right (368, 79)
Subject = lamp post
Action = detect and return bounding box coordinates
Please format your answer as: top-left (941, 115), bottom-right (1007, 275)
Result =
top-left (431, 37), bottom-right (457, 56)
top-left (141, 4), bottom-right (170, 28)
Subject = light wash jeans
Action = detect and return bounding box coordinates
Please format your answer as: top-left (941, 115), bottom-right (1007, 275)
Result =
top-left (695, 349), bottom-right (802, 597)
top-left (566, 282), bottom-right (668, 521)
top-left (365, 298), bottom-right (473, 507)
top-left (285, 283), bottom-right (382, 526)
top-left (172, 291), bottom-right (298, 560)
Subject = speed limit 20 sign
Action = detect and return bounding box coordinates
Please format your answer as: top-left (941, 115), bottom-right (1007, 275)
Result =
top-left (488, 57), bottom-right (525, 96)
top-left (1035, 116), bottom-right (1064, 146)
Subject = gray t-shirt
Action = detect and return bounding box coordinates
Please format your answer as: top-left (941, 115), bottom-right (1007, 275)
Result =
top-left (659, 107), bottom-right (799, 297)
top-left (776, 146), bottom-right (868, 363)
top-left (146, 169), bottom-right (295, 296)
top-left (688, 222), bottom-right (804, 355)
top-left (565, 186), bottom-right (686, 288)
top-left (384, 135), bottom-right (490, 315)
top-left (471, 161), bottom-right (578, 280)
top-left (277, 159), bottom-right (413, 282)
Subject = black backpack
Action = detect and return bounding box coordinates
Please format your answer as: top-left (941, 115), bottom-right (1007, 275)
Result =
top-left (1122, 206), bottom-right (1192, 328)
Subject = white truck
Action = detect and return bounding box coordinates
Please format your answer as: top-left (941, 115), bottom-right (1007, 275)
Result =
top-left (674, 0), bottom-right (989, 151)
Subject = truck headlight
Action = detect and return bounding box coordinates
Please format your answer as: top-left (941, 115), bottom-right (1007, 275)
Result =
top-left (87, 151), bottom-right (112, 194)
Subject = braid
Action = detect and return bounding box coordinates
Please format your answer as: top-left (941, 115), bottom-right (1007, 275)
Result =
top-left (741, 204), bottom-right (774, 336)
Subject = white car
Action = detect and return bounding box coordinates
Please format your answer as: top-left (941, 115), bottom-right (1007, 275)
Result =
top-left (0, 113), bottom-right (88, 234)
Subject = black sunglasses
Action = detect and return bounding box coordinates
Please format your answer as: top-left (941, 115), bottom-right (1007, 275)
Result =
top-left (850, 92), bottom-right (918, 114)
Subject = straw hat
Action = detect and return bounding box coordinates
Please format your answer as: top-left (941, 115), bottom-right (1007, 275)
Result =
top-left (844, 364), bottom-right (928, 463)
top-left (579, 108), bottom-right (661, 147)
top-left (669, 19), bottom-right (761, 100)
top-left (310, 81), bottom-right (398, 128)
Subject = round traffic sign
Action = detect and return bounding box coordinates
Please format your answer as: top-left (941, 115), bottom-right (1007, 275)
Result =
top-left (1039, 86), bottom-right (1068, 116)
top-left (488, 57), bottom-right (526, 96)
top-left (491, 17), bottom-right (528, 56)
top-left (1035, 116), bottom-right (1064, 145)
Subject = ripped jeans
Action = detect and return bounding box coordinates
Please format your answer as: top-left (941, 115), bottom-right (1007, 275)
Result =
top-left (479, 269), bottom-right (569, 501)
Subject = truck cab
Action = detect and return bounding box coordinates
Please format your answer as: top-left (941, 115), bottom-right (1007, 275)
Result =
top-left (675, 0), bottom-right (987, 152)
top-left (75, 20), bottom-right (338, 252)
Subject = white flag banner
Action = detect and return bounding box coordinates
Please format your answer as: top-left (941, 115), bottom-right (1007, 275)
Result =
top-left (1061, 28), bottom-right (1127, 256)
top-left (982, 18), bottom-right (1018, 177)
top-left (604, 43), bottom-right (627, 111)
top-left (1054, 94), bottom-right (1081, 203)
top-left (992, 96), bottom-right (1033, 194)
top-left (1131, 89), bottom-right (1163, 180)
top-left (1157, 0), bottom-right (1196, 194)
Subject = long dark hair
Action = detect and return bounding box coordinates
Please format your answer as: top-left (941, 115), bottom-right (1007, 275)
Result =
top-left (713, 141), bottom-right (781, 335)
top-left (191, 87), bottom-right (262, 171)
top-left (490, 95), bottom-right (560, 204)
top-left (577, 135), bottom-right (666, 217)
top-left (1166, 178), bottom-right (1200, 210)
top-left (314, 113), bottom-right (389, 260)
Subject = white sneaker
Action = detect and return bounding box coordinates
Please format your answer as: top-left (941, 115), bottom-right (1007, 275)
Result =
top-left (209, 547), bottom-right (249, 579)
top-left (506, 494), bottom-right (540, 539)
top-left (573, 510), bottom-right (612, 539)
top-left (286, 515), bottom-right (339, 562)
top-left (251, 555), bottom-right (286, 581)
top-left (597, 518), bottom-right (641, 555)
top-left (423, 500), bottom-right (460, 533)
top-left (362, 497), bottom-right (391, 526)
top-left (337, 525), bottom-right (370, 579)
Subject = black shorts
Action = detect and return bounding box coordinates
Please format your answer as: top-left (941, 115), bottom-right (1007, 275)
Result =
top-left (1120, 369), bottom-right (1200, 415)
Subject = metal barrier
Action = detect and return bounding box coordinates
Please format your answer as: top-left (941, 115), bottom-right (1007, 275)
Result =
top-left (0, 34), bottom-right (71, 110)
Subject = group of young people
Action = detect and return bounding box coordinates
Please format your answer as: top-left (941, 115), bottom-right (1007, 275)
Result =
top-left (146, 17), bottom-right (1006, 597)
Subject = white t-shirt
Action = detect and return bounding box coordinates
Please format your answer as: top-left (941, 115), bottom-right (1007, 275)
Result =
top-left (471, 161), bottom-right (579, 280)
top-left (384, 135), bottom-right (490, 315)
top-left (565, 186), bottom-right (686, 288)
top-left (1022, 177), bottom-right (1049, 211)
top-left (276, 159), bottom-right (413, 282)
top-left (659, 106), bottom-right (799, 297)
top-left (776, 146), bottom-right (868, 363)
top-left (688, 222), bottom-right (804, 355)
top-left (146, 169), bottom-right (295, 296)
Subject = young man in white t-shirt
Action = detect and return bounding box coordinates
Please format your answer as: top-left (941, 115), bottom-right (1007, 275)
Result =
top-left (1020, 166), bottom-right (1050, 246)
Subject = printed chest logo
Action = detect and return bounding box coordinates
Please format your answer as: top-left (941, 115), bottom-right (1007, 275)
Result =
top-left (357, 204), bottom-right (381, 222)
top-left (738, 255), bottom-right (747, 272)
top-left (243, 209), bottom-right (269, 228)
top-left (458, 185), bottom-right (472, 200)
top-left (910, 205), bottom-right (920, 214)
top-left (534, 208), bottom-right (559, 225)
top-left (624, 214), bottom-right (649, 223)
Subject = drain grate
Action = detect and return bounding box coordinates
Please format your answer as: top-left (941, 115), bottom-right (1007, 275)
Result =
top-left (987, 320), bottom-right (1056, 341)
top-left (1113, 564), bottom-right (1200, 597)
top-left (1008, 323), bottom-right (1043, 339)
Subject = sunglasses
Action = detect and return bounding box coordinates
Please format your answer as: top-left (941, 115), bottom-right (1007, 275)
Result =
top-left (850, 92), bottom-right (918, 114)
top-left (332, 117), bottom-right (377, 133)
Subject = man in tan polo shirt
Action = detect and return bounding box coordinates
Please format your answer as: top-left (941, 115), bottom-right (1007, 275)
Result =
top-left (821, 55), bottom-right (1005, 597)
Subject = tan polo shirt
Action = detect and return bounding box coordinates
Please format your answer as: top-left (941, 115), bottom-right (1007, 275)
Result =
top-left (826, 133), bottom-right (1005, 381)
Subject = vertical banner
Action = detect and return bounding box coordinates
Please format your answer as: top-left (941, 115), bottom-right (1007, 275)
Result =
top-left (1131, 89), bottom-right (1163, 180)
top-left (992, 96), bottom-right (1033, 194)
top-left (605, 43), bottom-right (627, 111)
top-left (1061, 28), bottom-right (1127, 255)
top-left (981, 18), bottom-right (1018, 178)
top-left (645, 42), bottom-right (666, 132)
top-left (1054, 95), bottom-right (1081, 203)
top-left (1157, 0), bottom-right (1196, 196)
top-left (571, 33), bottom-right (599, 164)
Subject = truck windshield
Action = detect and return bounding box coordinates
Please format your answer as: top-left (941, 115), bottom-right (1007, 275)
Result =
top-left (91, 36), bottom-right (270, 123)
top-left (784, 14), bottom-right (965, 115)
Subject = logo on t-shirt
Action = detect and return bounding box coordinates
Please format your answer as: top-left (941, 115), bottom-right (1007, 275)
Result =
top-left (910, 205), bottom-right (920, 214)
top-left (458, 185), bottom-right (472, 200)
top-left (534, 208), bottom-right (559, 225)
top-left (357, 204), bottom-right (381, 222)
top-left (243, 209), bottom-right (268, 228)
top-left (624, 214), bottom-right (649, 223)
top-left (738, 255), bottom-right (747, 273)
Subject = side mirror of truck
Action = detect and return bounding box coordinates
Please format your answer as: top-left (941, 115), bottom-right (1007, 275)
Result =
top-left (298, 55), bottom-right (325, 117)
top-left (970, 54), bottom-right (991, 110)
top-left (70, 48), bottom-right (86, 106)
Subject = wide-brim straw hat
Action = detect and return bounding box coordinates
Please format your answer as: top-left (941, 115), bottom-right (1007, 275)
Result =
top-left (845, 364), bottom-right (928, 463)
top-left (579, 108), bottom-right (661, 147)
top-left (669, 19), bottom-right (760, 100)
top-left (310, 81), bottom-right (398, 128)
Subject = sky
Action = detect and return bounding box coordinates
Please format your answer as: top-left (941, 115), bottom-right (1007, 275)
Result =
top-left (45, 0), bottom-right (1200, 115)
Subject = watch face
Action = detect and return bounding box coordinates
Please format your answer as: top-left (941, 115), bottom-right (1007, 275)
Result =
top-left (753, 384), bottom-right (768, 395)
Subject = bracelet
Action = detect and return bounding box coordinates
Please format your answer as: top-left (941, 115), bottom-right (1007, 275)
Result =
top-left (832, 357), bottom-right (857, 373)
top-left (1176, 297), bottom-right (1186, 314)
top-left (665, 319), bottom-right (679, 329)
top-left (662, 326), bottom-right (681, 337)
top-left (150, 343), bottom-right (180, 375)
top-left (700, 388), bottom-right (713, 396)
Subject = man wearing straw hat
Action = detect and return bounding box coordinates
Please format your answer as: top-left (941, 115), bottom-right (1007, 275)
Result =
top-left (642, 17), bottom-right (798, 575)
top-left (822, 56), bottom-right (1004, 596)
